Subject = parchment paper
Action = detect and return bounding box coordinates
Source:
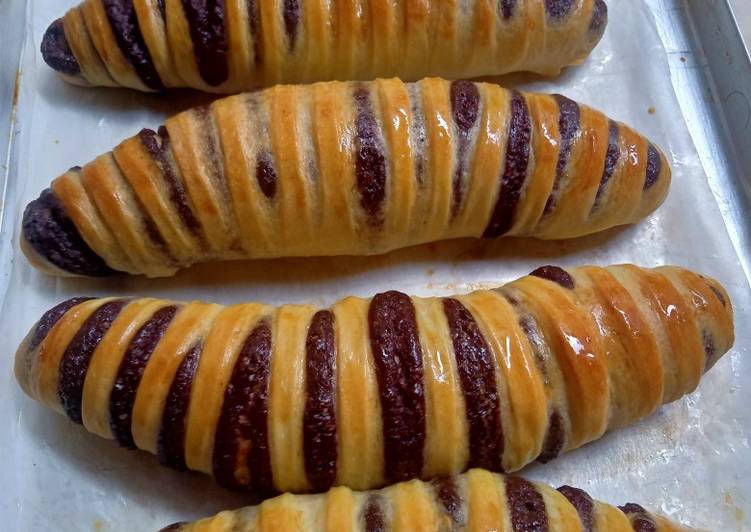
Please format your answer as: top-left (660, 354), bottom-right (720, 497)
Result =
top-left (0, 1), bottom-right (748, 530)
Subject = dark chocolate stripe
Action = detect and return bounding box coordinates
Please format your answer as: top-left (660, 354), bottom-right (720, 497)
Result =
top-left (58, 300), bottom-right (128, 424)
top-left (442, 298), bottom-right (503, 470)
top-left (157, 341), bottom-right (203, 470)
top-left (361, 495), bottom-right (387, 532)
top-left (545, 0), bottom-right (575, 18)
top-left (592, 120), bottom-right (620, 211)
top-left (255, 152), bottom-right (278, 199)
top-left (505, 476), bottom-right (549, 532)
top-left (102, 0), bottom-right (163, 90)
top-left (29, 298), bottom-right (95, 353)
top-left (708, 285), bottom-right (727, 307)
top-left (557, 486), bottom-right (594, 532)
top-left (644, 144), bottom-right (662, 190)
top-left (157, 0), bottom-right (166, 20)
top-left (544, 95), bottom-right (580, 215)
top-left (303, 310), bottom-right (338, 492)
top-left (354, 87), bottom-right (387, 226)
top-left (368, 292), bottom-right (425, 483)
top-left (158, 524), bottom-right (185, 532)
top-left (181, 0), bottom-right (229, 86)
top-left (450, 81), bottom-right (480, 217)
top-left (247, 0), bottom-right (263, 64)
top-left (213, 319), bottom-right (274, 492)
top-left (23, 189), bottom-right (115, 276)
top-left (619, 503), bottom-right (657, 532)
top-left (109, 155), bottom-right (171, 256)
top-left (530, 265), bottom-right (575, 290)
top-left (538, 410), bottom-right (564, 463)
top-left (483, 91), bottom-right (531, 238)
top-left (432, 477), bottom-right (465, 525)
top-left (589, 0), bottom-right (608, 34)
top-left (110, 306), bottom-right (178, 448)
top-left (139, 128), bottom-right (203, 235)
top-left (500, 0), bottom-right (517, 19)
top-left (41, 18), bottom-right (80, 76)
top-left (702, 329), bottom-right (716, 367)
top-left (283, 0), bottom-right (301, 49)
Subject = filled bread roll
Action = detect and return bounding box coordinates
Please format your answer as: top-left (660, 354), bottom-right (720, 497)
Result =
top-left (41, 0), bottom-right (607, 93)
top-left (15, 265), bottom-right (733, 494)
top-left (22, 78), bottom-right (671, 278)
top-left (160, 469), bottom-right (687, 531)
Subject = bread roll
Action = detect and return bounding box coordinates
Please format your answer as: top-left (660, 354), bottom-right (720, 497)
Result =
top-left (40, 0), bottom-right (608, 93)
top-left (21, 78), bottom-right (670, 278)
top-left (15, 265), bottom-right (732, 494)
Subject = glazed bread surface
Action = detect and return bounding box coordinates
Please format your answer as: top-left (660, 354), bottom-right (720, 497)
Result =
top-left (15, 265), bottom-right (733, 495)
top-left (41, 0), bottom-right (608, 93)
top-left (160, 469), bottom-right (687, 531)
top-left (21, 78), bottom-right (671, 278)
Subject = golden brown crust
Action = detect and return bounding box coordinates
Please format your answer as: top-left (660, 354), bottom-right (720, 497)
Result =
top-left (48, 0), bottom-right (607, 93)
top-left (23, 79), bottom-right (671, 278)
top-left (15, 265), bottom-right (733, 494)
top-left (162, 469), bottom-right (688, 531)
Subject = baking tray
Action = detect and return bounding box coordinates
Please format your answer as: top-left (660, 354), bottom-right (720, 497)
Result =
top-left (0, 1), bottom-right (749, 530)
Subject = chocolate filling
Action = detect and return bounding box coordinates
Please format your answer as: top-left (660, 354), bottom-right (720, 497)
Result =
top-left (432, 477), bottom-right (465, 525)
top-left (102, 0), bottom-right (164, 90)
top-left (58, 300), bottom-right (128, 424)
top-left (139, 128), bottom-right (202, 235)
top-left (450, 81), bottom-right (480, 218)
top-left (368, 292), bottom-right (426, 483)
top-left (158, 524), bottom-right (185, 532)
top-left (28, 297), bottom-right (95, 353)
top-left (702, 329), bottom-right (716, 366)
top-left (545, 0), bottom-right (575, 18)
top-left (589, 0), bottom-right (608, 34)
top-left (544, 95), bottom-right (580, 215)
top-left (592, 120), bottom-right (620, 211)
top-left (110, 306), bottom-right (178, 449)
top-left (505, 476), bottom-right (549, 531)
top-left (23, 188), bottom-right (116, 276)
top-left (255, 152), bottom-right (278, 199)
top-left (530, 265), bottom-right (575, 290)
top-left (644, 144), bottom-right (662, 190)
top-left (557, 485), bottom-right (594, 532)
top-left (40, 18), bottom-right (81, 77)
top-left (157, 341), bottom-right (203, 470)
top-left (156, 0), bottom-right (166, 20)
top-left (303, 310), bottom-right (338, 492)
top-left (483, 91), bottom-right (531, 238)
top-left (354, 87), bottom-right (388, 226)
top-left (361, 495), bottom-right (387, 532)
top-left (538, 410), bottom-right (565, 463)
top-left (213, 319), bottom-right (274, 492)
top-left (619, 503), bottom-right (657, 532)
top-left (283, 0), bottom-right (301, 49)
top-left (181, 0), bottom-right (229, 86)
top-left (247, 0), bottom-right (263, 64)
top-left (500, 0), bottom-right (517, 20)
top-left (442, 298), bottom-right (504, 470)
top-left (708, 284), bottom-right (726, 307)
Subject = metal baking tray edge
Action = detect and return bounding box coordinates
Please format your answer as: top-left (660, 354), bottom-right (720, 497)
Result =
top-left (652, 0), bottom-right (751, 285)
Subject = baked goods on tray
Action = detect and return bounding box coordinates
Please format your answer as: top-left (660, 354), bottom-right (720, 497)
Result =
top-left (21, 78), bottom-right (670, 278)
top-left (41, 0), bottom-right (608, 93)
top-left (15, 264), bottom-right (732, 494)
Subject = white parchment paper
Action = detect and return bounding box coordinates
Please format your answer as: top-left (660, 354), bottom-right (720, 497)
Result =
top-left (0, 1), bottom-right (748, 530)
